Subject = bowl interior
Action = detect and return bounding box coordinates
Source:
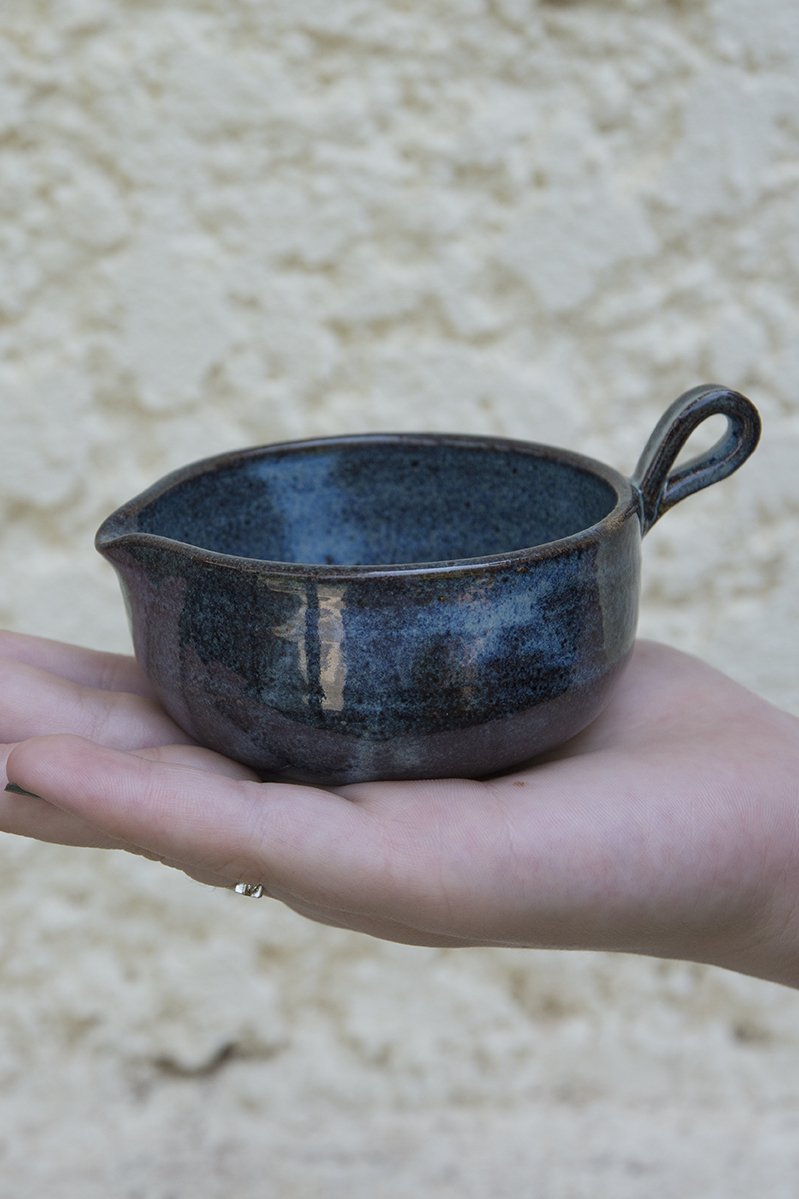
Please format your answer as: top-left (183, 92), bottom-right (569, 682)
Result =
top-left (134, 438), bottom-right (619, 566)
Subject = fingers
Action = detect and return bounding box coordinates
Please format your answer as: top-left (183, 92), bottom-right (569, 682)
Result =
top-left (0, 657), bottom-right (188, 748)
top-left (1, 735), bottom-right (255, 847)
top-left (5, 736), bottom-right (380, 907)
top-left (3, 736), bottom-right (531, 942)
top-left (1, 736), bottom-right (142, 850)
top-left (0, 780), bottom-right (127, 849)
top-left (0, 629), bottom-right (153, 697)
top-left (5, 736), bottom-right (522, 940)
top-left (0, 779), bottom-right (238, 889)
top-left (0, 734), bottom-right (258, 854)
top-left (0, 750), bottom-right (481, 942)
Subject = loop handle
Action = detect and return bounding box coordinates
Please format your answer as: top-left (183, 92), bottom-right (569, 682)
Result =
top-left (632, 385), bottom-right (761, 535)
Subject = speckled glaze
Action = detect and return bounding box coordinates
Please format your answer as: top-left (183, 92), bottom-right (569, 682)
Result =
top-left (96, 385), bottom-right (760, 784)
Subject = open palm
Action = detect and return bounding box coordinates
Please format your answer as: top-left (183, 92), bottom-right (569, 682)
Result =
top-left (2, 631), bottom-right (797, 985)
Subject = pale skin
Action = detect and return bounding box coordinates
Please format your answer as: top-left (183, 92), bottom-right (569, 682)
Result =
top-left (1, 630), bottom-right (797, 988)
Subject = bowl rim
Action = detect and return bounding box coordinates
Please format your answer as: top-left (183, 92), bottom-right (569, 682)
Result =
top-left (95, 431), bottom-right (643, 579)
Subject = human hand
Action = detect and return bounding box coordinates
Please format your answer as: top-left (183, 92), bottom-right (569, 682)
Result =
top-left (2, 632), bottom-right (798, 987)
top-left (0, 630), bottom-right (260, 877)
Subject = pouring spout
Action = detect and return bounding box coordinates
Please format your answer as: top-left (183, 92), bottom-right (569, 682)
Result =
top-left (94, 509), bottom-right (139, 560)
top-left (95, 505), bottom-right (194, 580)
top-left (94, 507), bottom-right (169, 571)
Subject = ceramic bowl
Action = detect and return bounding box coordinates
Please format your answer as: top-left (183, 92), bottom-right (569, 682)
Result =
top-left (96, 385), bottom-right (760, 785)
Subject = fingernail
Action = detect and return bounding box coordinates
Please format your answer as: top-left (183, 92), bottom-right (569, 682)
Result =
top-left (4, 783), bottom-right (41, 799)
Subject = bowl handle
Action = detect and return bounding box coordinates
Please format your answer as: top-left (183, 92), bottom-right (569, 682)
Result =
top-left (631, 385), bottom-right (761, 535)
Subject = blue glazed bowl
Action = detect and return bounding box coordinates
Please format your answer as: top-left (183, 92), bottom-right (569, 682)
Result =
top-left (96, 385), bottom-right (760, 785)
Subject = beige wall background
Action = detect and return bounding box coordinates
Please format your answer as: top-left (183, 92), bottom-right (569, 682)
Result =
top-left (1, 2), bottom-right (798, 1195)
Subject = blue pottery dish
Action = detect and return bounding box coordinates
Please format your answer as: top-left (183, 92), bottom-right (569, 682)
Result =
top-left (96, 385), bottom-right (760, 785)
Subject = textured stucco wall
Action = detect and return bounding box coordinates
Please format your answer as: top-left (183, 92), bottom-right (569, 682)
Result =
top-left (1, 2), bottom-right (798, 1195)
